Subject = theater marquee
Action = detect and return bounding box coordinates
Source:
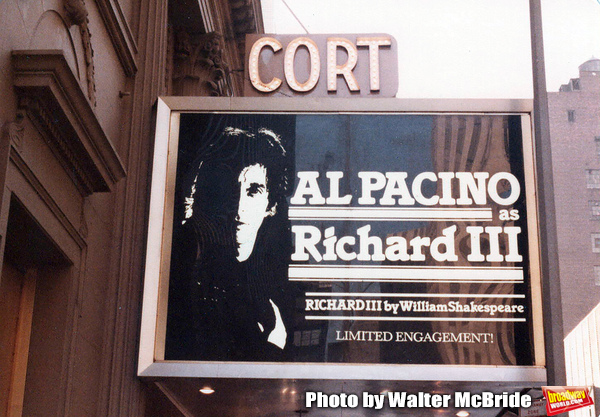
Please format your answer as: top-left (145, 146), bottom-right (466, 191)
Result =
top-left (138, 98), bottom-right (545, 382)
top-left (244, 34), bottom-right (398, 97)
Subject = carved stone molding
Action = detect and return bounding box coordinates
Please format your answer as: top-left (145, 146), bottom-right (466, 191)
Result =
top-left (172, 31), bottom-right (230, 96)
top-left (64, 0), bottom-right (97, 106)
top-left (79, 196), bottom-right (89, 238)
top-left (227, 0), bottom-right (263, 74)
top-left (12, 50), bottom-right (126, 196)
top-left (229, 0), bottom-right (258, 35)
top-left (95, 0), bottom-right (138, 76)
top-left (3, 113), bottom-right (25, 151)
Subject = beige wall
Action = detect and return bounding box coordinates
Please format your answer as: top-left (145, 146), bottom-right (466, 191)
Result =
top-left (0, 0), bottom-right (156, 416)
top-left (0, 0), bottom-right (262, 415)
top-left (0, 1), bottom-right (128, 145)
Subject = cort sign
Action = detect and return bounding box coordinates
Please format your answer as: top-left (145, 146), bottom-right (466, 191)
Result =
top-left (244, 34), bottom-right (398, 97)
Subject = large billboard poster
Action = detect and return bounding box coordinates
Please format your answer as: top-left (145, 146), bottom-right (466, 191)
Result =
top-left (156, 107), bottom-right (541, 367)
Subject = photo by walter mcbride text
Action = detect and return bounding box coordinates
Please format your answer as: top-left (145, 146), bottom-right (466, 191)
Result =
top-left (305, 391), bottom-right (533, 409)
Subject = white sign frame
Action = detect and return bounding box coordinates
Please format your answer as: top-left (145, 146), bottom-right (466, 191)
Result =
top-left (138, 97), bottom-right (546, 382)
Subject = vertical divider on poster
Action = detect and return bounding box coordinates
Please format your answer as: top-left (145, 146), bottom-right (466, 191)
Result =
top-left (522, 114), bottom-right (546, 366)
top-left (154, 111), bottom-right (181, 361)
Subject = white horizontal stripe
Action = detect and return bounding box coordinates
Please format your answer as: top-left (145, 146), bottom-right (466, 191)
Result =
top-left (289, 206), bottom-right (493, 221)
top-left (305, 316), bottom-right (527, 322)
top-left (289, 266), bottom-right (523, 281)
top-left (305, 292), bottom-right (526, 298)
top-left (293, 278), bottom-right (522, 284)
top-left (296, 265), bottom-right (521, 270)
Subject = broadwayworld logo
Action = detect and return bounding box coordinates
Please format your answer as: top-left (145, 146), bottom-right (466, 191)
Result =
top-left (542, 386), bottom-right (594, 416)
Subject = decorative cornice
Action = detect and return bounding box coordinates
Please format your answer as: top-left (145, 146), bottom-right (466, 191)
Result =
top-left (95, 0), bottom-right (138, 76)
top-left (12, 50), bottom-right (126, 195)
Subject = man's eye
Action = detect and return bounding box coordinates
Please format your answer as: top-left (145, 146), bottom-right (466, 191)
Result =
top-left (246, 183), bottom-right (264, 196)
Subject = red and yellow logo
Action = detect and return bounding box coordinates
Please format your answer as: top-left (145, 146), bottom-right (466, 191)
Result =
top-left (542, 386), bottom-right (594, 416)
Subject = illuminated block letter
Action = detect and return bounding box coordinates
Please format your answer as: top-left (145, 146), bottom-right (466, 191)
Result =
top-left (356, 36), bottom-right (391, 91)
top-left (327, 37), bottom-right (360, 92)
top-left (284, 37), bottom-right (320, 92)
top-left (249, 37), bottom-right (283, 92)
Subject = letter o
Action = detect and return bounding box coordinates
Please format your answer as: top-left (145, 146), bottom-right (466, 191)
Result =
top-left (284, 37), bottom-right (321, 92)
top-left (488, 172), bottom-right (520, 205)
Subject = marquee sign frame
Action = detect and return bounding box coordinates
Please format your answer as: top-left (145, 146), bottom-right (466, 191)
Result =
top-left (138, 97), bottom-right (545, 382)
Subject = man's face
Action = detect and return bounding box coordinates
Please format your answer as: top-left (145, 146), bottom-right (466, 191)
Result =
top-left (235, 163), bottom-right (274, 262)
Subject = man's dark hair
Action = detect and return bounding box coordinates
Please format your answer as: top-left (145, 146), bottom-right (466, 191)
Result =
top-left (184, 125), bottom-right (291, 220)
top-left (221, 126), bottom-right (290, 209)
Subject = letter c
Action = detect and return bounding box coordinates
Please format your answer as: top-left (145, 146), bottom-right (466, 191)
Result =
top-left (249, 37), bottom-right (283, 92)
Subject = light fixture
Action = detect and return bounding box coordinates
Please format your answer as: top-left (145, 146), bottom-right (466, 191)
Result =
top-left (456, 411), bottom-right (470, 417)
top-left (199, 387), bottom-right (215, 395)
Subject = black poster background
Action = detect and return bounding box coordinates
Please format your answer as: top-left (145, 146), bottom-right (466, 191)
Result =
top-left (164, 112), bottom-right (534, 365)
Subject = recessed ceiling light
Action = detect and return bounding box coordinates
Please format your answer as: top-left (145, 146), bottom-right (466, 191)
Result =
top-left (456, 411), bottom-right (470, 417)
top-left (199, 387), bottom-right (215, 395)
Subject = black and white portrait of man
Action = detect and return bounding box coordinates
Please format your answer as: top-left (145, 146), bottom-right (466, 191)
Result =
top-left (165, 115), bottom-right (295, 361)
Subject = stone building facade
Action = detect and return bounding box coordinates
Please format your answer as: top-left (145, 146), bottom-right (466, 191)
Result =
top-left (0, 1), bottom-right (262, 416)
top-left (548, 58), bottom-right (600, 333)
